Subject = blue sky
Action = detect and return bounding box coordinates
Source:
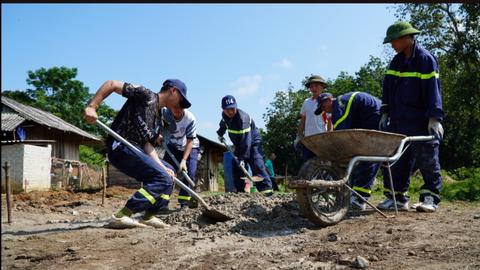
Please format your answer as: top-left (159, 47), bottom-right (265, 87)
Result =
top-left (2, 4), bottom-right (398, 141)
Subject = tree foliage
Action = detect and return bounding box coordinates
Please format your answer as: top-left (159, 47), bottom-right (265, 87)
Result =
top-left (261, 84), bottom-right (310, 175)
top-left (262, 57), bottom-right (386, 175)
top-left (394, 3), bottom-right (480, 168)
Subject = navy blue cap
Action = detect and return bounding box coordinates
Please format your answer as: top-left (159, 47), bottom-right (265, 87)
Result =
top-left (221, 95), bottom-right (237, 109)
top-left (163, 79), bottom-right (191, 108)
top-left (314, 93), bottom-right (333, 115)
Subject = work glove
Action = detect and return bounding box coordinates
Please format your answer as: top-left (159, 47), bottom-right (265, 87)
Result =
top-left (178, 159), bottom-right (188, 174)
top-left (239, 160), bottom-right (245, 168)
top-left (428, 118), bottom-right (444, 140)
top-left (218, 135), bottom-right (225, 143)
top-left (379, 113), bottom-right (389, 131)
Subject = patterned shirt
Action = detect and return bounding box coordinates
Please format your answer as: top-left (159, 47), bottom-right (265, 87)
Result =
top-left (108, 83), bottom-right (162, 149)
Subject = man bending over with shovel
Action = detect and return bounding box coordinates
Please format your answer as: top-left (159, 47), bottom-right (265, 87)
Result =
top-left (217, 95), bottom-right (274, 196)
top-left (84, 79), bottom-right (191, 229)
top-left (161, 106), bottom-right (201, 209)
top-left (314, 91), bottom-right (382, 211)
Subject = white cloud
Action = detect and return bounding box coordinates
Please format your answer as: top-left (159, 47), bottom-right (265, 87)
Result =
top-left (273, 58), bottom-right (293, 69)
top-left (229, 74), bottom-right (262, 97)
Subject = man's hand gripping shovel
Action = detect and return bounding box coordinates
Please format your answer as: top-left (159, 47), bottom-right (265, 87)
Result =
top-left (218, 137), bottom-right (264, 192)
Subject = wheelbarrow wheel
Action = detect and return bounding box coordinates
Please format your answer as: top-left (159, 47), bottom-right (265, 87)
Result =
top-left (296, 158), bottom-right (349, 227)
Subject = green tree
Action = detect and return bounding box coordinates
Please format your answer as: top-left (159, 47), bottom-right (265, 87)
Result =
top-left (25, 67), bottom-right (91, 131)
top-left (326, 56), bottom-right (386, 99)
top-left (393, 3), bottom-right (480, 168)
top-left (354, 56), bottom-right (387, 98)
top-left (262, 58), bottom-right (388, 175)
top-left (262, 83), bottom-right (310, 175)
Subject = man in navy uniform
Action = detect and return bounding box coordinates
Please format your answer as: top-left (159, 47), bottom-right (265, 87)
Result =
top-left (217, 95), bottom-right (273, 196)
top-left (378, 21), bottom-right (444, 212)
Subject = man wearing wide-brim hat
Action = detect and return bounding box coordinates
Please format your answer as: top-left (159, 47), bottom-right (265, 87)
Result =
top-left (295, 74), bottom-right (332, 161)
top-left (378, 21), bottom-right (445, 213)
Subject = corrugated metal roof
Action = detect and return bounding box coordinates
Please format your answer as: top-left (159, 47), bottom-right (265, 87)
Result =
top-left (1, 96), bottom-right (101, 141)
top-left (1, 112), bottom-right (25, 131)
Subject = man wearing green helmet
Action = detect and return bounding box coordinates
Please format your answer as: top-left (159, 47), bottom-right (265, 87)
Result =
top-left (378, 21), bottom-right (444, 213)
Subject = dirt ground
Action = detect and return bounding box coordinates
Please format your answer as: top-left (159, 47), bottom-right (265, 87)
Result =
top-left (2, 187), bottom-right (480, 270)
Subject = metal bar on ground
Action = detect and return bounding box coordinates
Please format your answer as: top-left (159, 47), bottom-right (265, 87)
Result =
top-left (343, 184), bottom-right (392, 218)
top-left (386, 164), bottom-right (399, 216)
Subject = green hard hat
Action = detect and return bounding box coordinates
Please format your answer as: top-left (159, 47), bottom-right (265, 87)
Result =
top-left (383, 21), bottom-right (421, 44)
top-left (305, 75), bottom-right (328, 88)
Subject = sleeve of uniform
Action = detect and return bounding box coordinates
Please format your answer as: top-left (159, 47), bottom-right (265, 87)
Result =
top-left (237, 113), bottom-right (253, 160)
top-left (420, 55), bottom-right (444, 121)
top-left (216, 118), bottom-right (227, 137)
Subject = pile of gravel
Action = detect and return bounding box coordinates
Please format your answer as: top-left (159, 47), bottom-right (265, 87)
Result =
top-left (163, 193), bottom-right (313, 236)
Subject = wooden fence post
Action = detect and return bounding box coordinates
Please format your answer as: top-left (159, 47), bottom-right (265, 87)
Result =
top-left (102, 164), bottom-right (106, 206)
top-left (3, 161), bottom-right (12, 224)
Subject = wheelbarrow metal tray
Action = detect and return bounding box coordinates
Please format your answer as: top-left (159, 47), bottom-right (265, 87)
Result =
top-left (301, 129), bottom-right (406, 163)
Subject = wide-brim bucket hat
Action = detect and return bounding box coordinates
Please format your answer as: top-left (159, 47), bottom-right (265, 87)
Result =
top-left (383, 21), bottom-right (421, 44)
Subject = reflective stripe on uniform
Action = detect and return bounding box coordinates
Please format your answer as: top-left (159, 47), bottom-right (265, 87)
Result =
top-left (177, 195), bottom-right (191, 201)
top-left (138, 188), bottom-right (156, 205)
top-left (160, 194), bottom-right (170, 200)
top-left (228, 127), bottom-right (251, 134)
top-left (227, 117), bottom-right (252, 134)
top-left (353, 186), bottom-right (371, 195)
top-left (261, 189), bottom-right (273, 194)
top-left (383, 188), bottom-right (407, 195)
top-left (419, 189), bottom-right (440, 198)
top-left (334, 92), bottom-right (359, 129)
top-left (385, 70), bottom-right (439, 79)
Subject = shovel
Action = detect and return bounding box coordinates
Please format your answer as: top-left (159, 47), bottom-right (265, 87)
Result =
top-left (96, 120), bottom-right (233, 222)
top-left (163, 145), bottom-right (196, 187)
top-left (219, 139), bottom-right (264, 183)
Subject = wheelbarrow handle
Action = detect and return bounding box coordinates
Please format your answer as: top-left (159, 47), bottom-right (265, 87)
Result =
top-left (95, 119), bottom-right (209, 209)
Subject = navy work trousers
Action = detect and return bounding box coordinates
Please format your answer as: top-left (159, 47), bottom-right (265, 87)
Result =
top-left (232, 144), bottom-right (273, 193)
top-left (382, 141), bottom-right (442, 204)
top-left (108, 142), bottom-right (174, 213)
top-left (162, 144), bottom-right (200, 205)
top-left (351, 161), bottom-right (381, 198)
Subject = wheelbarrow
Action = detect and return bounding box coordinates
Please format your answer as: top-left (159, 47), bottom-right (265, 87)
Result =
top-left (288, 129), bottom-right (435, 227)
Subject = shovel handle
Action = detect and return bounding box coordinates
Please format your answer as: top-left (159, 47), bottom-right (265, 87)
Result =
top-left (163, 145), bottom-right (196, 187)
top-left (95, 119), bottom-right (210, 209)
top-left (220, 140), bottom-right (257, 183)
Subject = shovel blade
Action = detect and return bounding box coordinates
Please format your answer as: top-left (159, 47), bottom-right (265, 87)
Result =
top-left (202, 207), bottom-right (233, 222)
